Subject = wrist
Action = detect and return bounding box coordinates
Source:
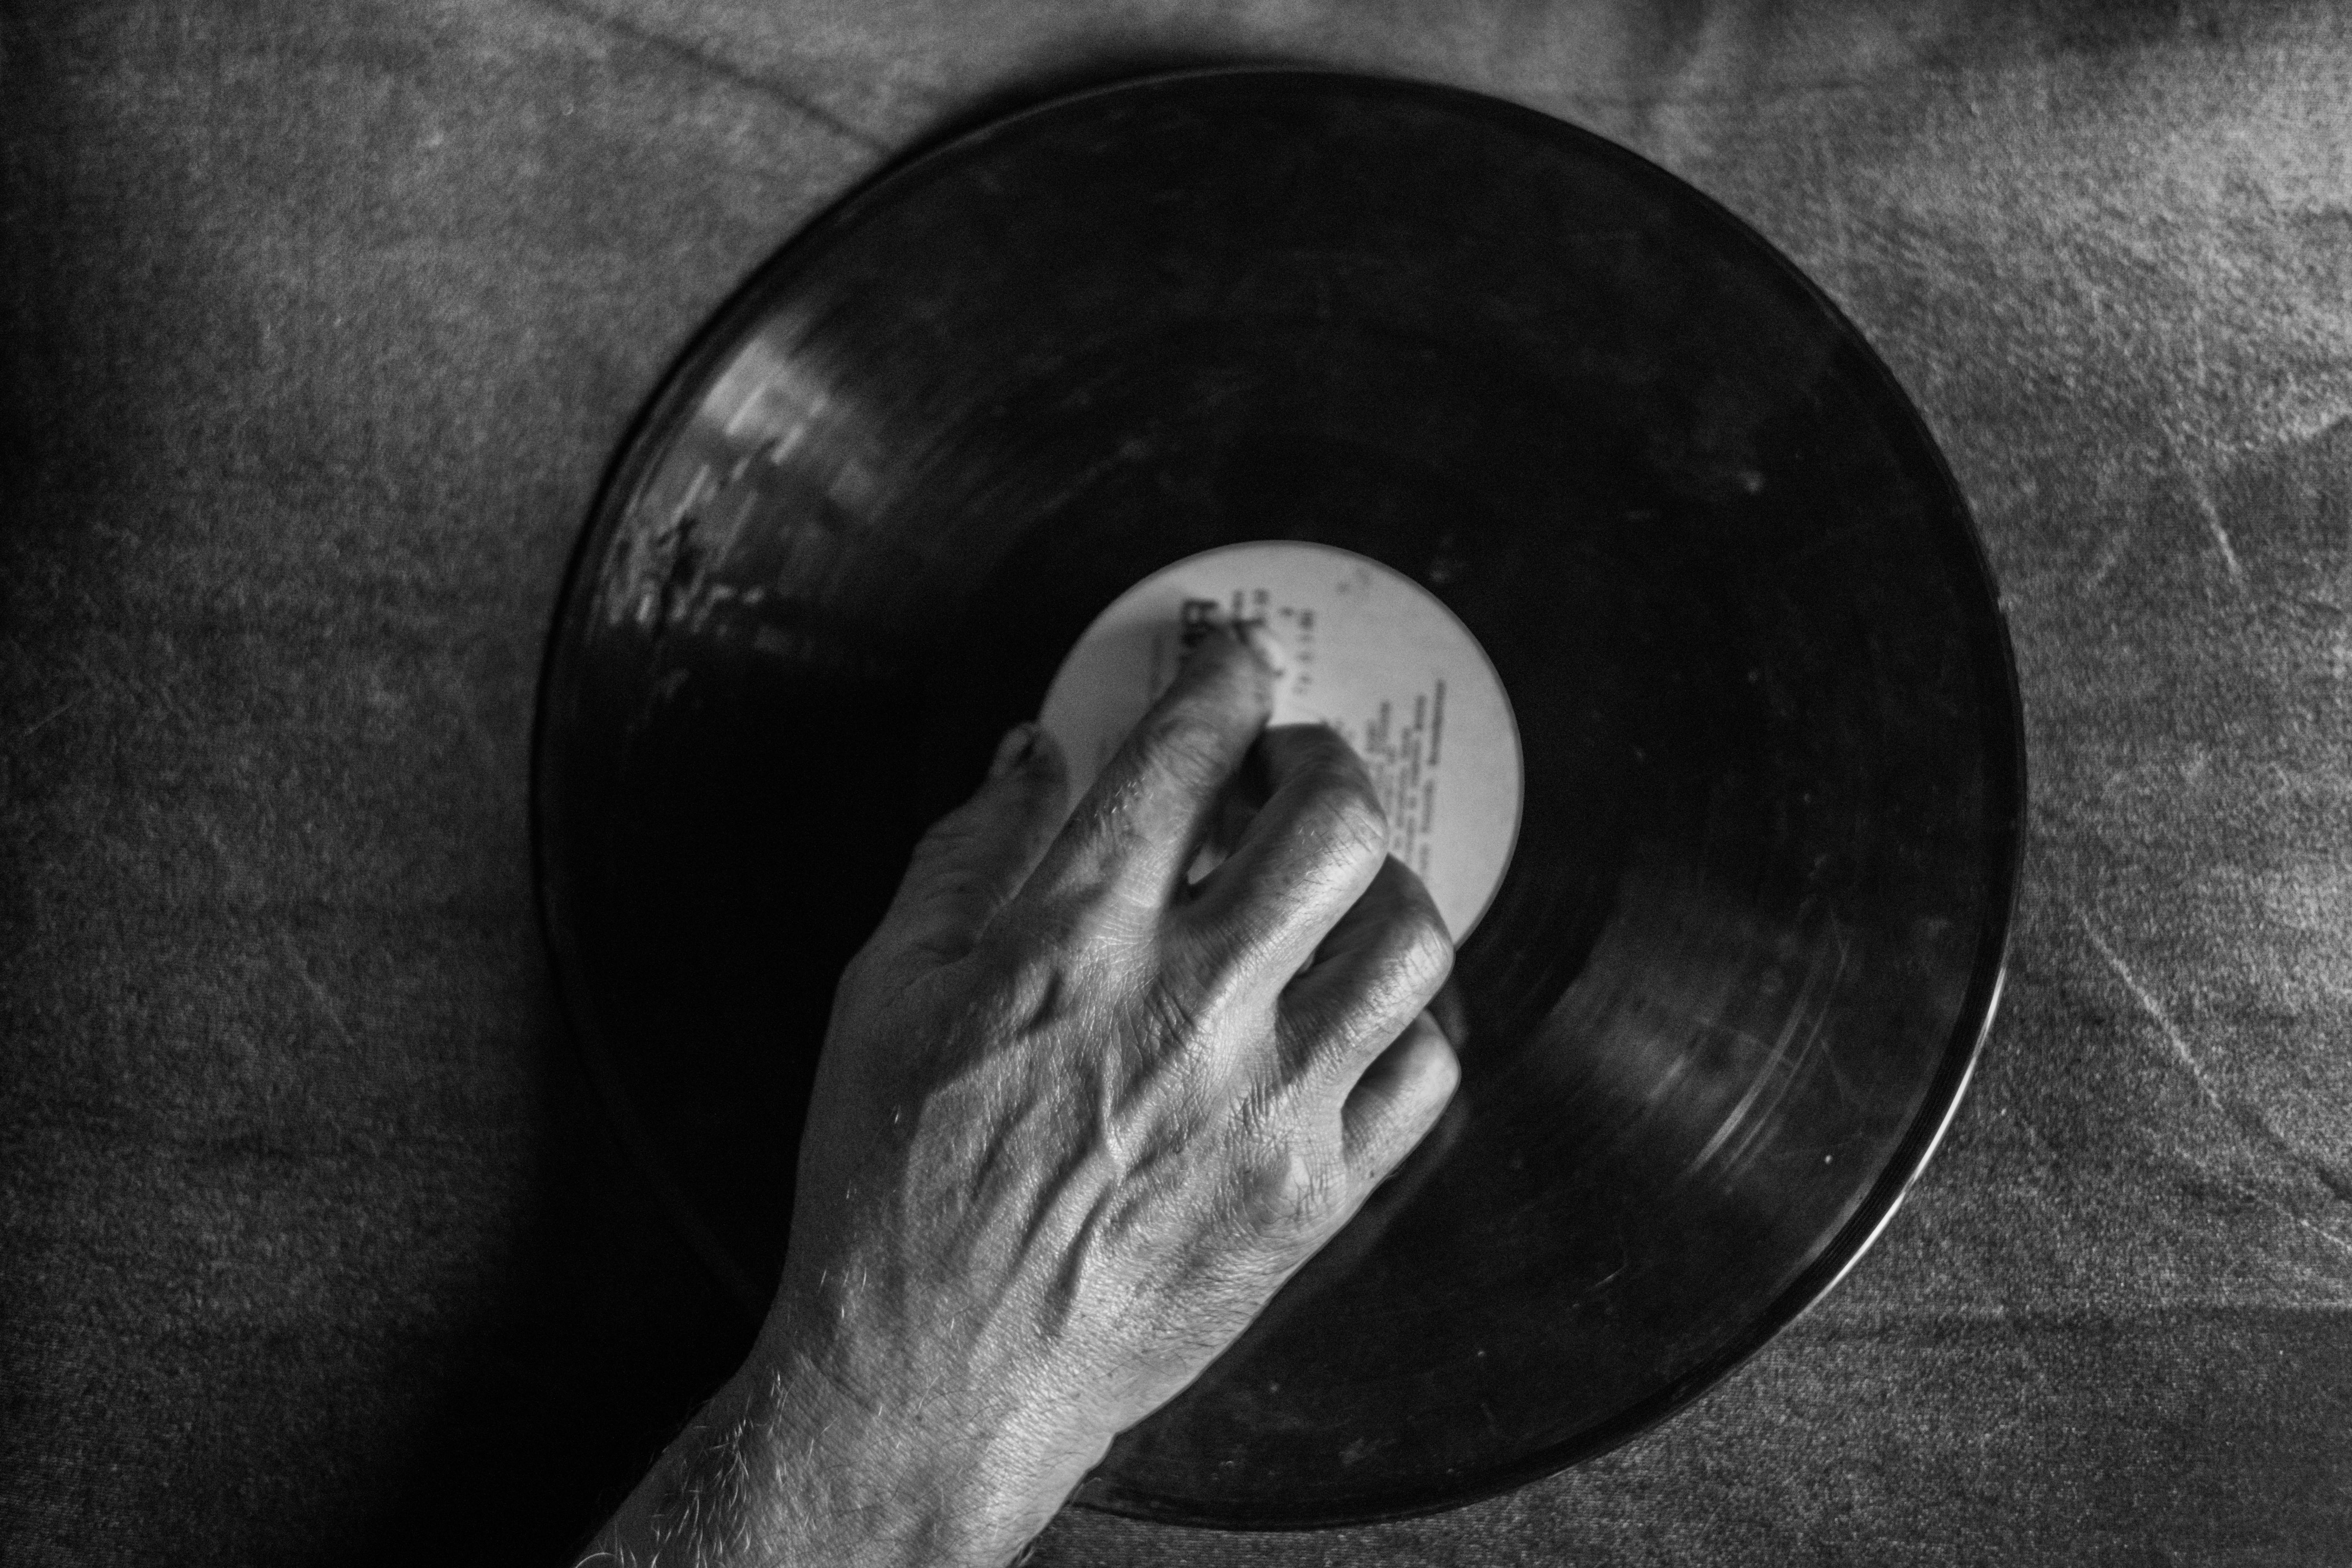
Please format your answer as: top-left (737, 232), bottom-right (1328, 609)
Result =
top-left (723, 1326), bottom-right (1086, 1568)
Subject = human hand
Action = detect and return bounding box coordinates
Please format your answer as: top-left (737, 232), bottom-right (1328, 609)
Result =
top-left (582, 622), bottom-right (1459, 1568)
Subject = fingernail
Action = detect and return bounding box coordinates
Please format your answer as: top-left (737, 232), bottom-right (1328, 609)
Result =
top-left (989, 722), bottom-right (1038, 779)
top-left (1236, 618), bottom-right (1289, 678)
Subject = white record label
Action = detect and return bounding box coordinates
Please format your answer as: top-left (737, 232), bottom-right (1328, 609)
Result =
top-left (1038, 541), bottom-right (1523, 940)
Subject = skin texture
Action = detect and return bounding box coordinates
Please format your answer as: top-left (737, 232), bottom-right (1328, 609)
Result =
top-left (578, 622), bottom-right (1461, 1567)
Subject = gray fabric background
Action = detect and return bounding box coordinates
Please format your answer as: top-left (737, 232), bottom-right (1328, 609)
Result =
top-left (4, 1), bottom-right (2348, 1562)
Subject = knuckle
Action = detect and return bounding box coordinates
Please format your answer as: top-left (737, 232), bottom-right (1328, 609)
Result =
top-left (1237, 1138), bottom-right (1348, 1240)
top-left (1142, 966), bottom-right (1211, 1049)
top-left (1134, 707), bottom-right (1229, 786)
top-left (1000, 895), bottom-right (1147, 980)
top-left (1156, 936), bottom-right (1263, 1044)
top-left (1387, 905), bottom-right (1455, 991)
top-left (1310, 772), bottom-right (1390, 864)
top-left (1179, 632), bottom-right (1268, 702)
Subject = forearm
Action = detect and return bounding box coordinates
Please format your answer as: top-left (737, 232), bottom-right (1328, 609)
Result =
top-left (576, 1341), bottom-right (1060, 1568)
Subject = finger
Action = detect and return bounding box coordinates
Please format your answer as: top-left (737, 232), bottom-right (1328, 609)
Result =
top-left (1276, 855), bottom-right (1455, 1077)
top-left (1340, 1011), bottom-right (1461, 1185)
top-left (1024, 620), bottom-right (1281, 914)
top-left (882, 722), bottom-right (1069, 958)
top-left (1182, 724), bottom-right (1392, 978)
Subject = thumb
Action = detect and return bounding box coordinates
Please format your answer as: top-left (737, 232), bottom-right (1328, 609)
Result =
top-left (883, 722), bottom-right (1069, 960)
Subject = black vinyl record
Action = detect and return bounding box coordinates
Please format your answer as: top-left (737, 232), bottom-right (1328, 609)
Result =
top-left (532, 69), bottom-right (2024, 1527)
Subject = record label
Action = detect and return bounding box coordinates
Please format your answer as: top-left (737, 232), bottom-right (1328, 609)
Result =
top-left (1038, 541), bottom-right (1523, 939)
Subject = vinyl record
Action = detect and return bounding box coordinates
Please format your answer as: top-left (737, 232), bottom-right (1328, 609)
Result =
top-left (532, 68), bottom-right (2024, 1527)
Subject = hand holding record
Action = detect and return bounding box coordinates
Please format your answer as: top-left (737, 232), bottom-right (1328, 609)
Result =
top-left (580, 620), bottom-right (1461, 1568)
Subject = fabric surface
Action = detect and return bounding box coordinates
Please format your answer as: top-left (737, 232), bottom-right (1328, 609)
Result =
top-left (3, 1), bottom-right (2347, 1563)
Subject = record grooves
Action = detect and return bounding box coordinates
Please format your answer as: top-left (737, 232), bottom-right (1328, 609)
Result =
top-left (532, 68), bottom-right (2025, 1527)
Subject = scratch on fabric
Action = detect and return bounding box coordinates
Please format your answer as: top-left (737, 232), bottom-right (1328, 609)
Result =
top-left (2073, 904), bottom-right (2229, 1116)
